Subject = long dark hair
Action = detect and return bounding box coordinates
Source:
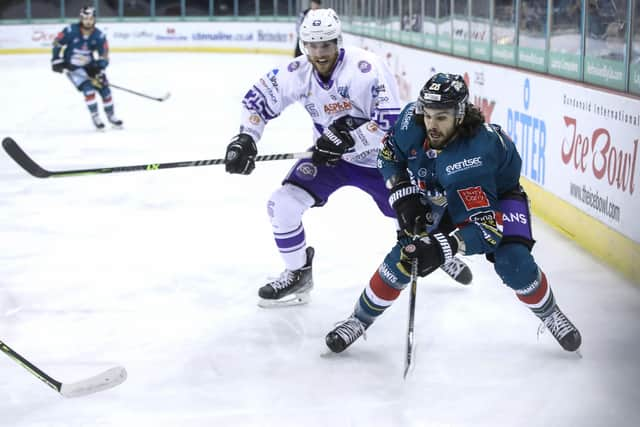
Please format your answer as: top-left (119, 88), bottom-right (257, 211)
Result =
top-left (457, 103), bottom-right (485, 138)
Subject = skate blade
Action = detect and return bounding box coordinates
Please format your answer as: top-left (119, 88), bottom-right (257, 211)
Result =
top-left (257, 291), bottom-right (311, 308)
top-left (320, 349), bottom-right (340, 358)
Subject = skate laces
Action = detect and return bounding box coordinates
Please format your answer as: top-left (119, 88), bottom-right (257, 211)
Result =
top-left (269, 270), bottom-right (297, 291)
top-left (537, 308), bottom-right (574, 340)
top-left (440, 257), bottom-right (466, 278)
top-left (333, 317), bottom-right (366, 345)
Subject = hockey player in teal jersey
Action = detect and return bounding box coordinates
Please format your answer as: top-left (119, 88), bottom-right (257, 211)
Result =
top-left (326, 73), bottom-right (582, 354)
top-left (51, 6), bottom-right (123, 130)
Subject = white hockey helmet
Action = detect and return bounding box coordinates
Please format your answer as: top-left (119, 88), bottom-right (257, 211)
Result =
top-left (298, 8), bottom-right (342, 55)
top-left (79, 5), bottom-right (96, 27)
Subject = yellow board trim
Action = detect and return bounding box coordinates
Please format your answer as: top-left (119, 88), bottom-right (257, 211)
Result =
top-left (521, 178), bottom-right (639, 285)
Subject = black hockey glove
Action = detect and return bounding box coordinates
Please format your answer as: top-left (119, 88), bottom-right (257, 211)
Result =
top-left (84, 63), bottom-right (102, 78)
top-left (225, 133), bottom-right (257, 175)
top-left (91, 71), bottom-right (108, 88)
top-left (389, 182), bottom-right (431, 237)
top-left (401, 232), bottom-right (459, 277)
top-left (312, 117), bottom-right (357, 167)
top-left (51, 58), bottom-right (65, 73)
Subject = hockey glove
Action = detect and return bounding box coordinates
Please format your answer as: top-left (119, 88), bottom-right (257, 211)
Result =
top-left (84, 63), bottom-right (102, 78)
top-left (51, 58), bottom-right (65, 73)
top-left (401, 232), bottom-right (459, 277)
top-left (389, 182), bottom-right (431, 237)
top-left (91, 71), bottom-right (108, 89)
top-left (311, 117), bottom-right (357, 167)
top-left (225, 133), bottom-right (257, 175)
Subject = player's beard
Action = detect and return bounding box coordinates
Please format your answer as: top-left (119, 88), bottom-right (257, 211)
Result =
top-left (311, 54), bottom-right (338, 79)
top-left (81, 19), bottom-right (95, 31)
top-left (428, 128), bottom-right (456, 149)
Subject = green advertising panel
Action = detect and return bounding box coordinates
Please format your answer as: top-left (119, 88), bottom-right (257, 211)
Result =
top-left (548, 51), bottom-right (581, 80)
top-left (518, 46), bottom-right (547, 72)
top-left (453, 37), bottom-right (469, 56)
top-left (470, 40), bottom-right (490, 61)
top-left (437, 34), bottom-right (452, 53)
top-left (584, 56), bottom-right (626, 91)
top-left (492, 44), bottom-right (516, 66)
top-left (630, 63), bottom-right (640, 94)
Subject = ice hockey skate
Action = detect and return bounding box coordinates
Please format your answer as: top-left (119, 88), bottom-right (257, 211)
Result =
top-left (91, 113), bottom-right (105, 131)
top-left (107, 114), bottom-right (123, 129)
top-left (258, 247), bottom-right (314, 308)
top-left (537, 304), bottom-right (582, 352)
top-left (440, 256), bottom-right (473, 285)
top-left (325, 315), bottom-right (367, 353)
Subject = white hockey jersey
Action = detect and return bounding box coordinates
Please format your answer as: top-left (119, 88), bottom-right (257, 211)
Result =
top-left (239, 46), bottom-right (402, 168)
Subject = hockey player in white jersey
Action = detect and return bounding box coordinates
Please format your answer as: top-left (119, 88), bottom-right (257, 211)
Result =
top-left (224, 8), bottom-right (472, 307)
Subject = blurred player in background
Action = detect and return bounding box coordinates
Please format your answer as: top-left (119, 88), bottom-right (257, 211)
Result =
top-left (51, 5), bottom-right (123, 131)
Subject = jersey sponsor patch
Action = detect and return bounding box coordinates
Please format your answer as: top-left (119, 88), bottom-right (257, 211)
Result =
top-left (287, 61), bottom-right (300, 72)
top-left (358, 60), bottom-right (372, 73)
top-left (294, 162), bottom-right (318, 180)
top-left (444, 156), bottom-right (483, 175)
top-left (469, 210), bottom-right (503, 233)
top-left (457, 186), bottom-right (490, 210)
top-left (324, 100), bottom-right (352, 114)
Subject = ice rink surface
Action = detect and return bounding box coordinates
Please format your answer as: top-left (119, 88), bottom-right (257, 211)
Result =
top-left (1, 53), bottom-right (639, 427)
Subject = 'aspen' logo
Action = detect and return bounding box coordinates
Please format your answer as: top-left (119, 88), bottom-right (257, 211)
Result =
top-left (324, 100), bottom-right (352, 114)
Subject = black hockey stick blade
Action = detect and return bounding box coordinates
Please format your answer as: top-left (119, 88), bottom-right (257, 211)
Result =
top-left (2, 137), bottom-right (51, 178)
top-left (3, 136), bottom-right (312, 179)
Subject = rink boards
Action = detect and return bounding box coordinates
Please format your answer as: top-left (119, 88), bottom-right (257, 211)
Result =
top-left (0, 20), bottom-right (638, 283)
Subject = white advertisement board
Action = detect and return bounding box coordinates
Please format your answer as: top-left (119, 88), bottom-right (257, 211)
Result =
top-left (0, 21), bottom-right (296, 51)
top-left (344, 35), bottom-right (640, 243)
top-left (1, 23), bottom-right (637, 242)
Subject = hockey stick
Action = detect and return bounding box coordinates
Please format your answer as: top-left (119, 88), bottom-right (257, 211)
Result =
top-left (2, 137), bottom-right (312, 179)
top-left (109, 83), bottom-right (171, 102)
top-left (403, 222), bottom-right (423, 380)
top-left (0, 339), bottom-right (127, 398)
top-left (62, 70), bottom-right (169, 102)
top-left (403, 255), bottom-right (419, 379)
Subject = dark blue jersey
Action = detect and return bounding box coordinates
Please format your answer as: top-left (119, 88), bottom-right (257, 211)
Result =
top-left (51, 23), bottom-right (109, 71)
top-left (379, 102), bottom-right (523, 255)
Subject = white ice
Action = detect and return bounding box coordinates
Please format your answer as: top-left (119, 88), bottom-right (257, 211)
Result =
top-left (1, 53), bottom-right (639, 427)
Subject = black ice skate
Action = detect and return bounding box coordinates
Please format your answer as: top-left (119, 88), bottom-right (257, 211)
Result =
top-left (440, 256), bottom-right (473, 285)
top-left (538, 305), bottom-right (582, 352)
top-left (107, 114), bottom-right (123, 128)
top-left (325, 315), bottom-right (367, 353)
top-left (257, 247), bottom-right (314, 308)
top-left (91, 113), bottom-right (105, 131)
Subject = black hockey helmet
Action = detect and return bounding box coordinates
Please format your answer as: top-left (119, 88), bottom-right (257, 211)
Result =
top-left (416, 73), bottom-right (468, 123)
